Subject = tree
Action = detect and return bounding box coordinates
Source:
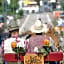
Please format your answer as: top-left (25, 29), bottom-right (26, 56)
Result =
top-left (0, 0), bottom-right (9, 15)
top-left (17, 10), bottom-right (23, 16)
top-left (7, 0), bottom-right (24, 18)
top-left (35, 0), bottom-right (40, 6)
top-left (8, 0), bottom-right (19, 15)
top-left (0, 0), bottom-right (3, 14)
top-left (35, 0), bottom-right (40, 12)
top-left (10, 0), bottom-right (19, 11)
top-left (0, 0), bottom-right (2, 5)
top-left (0, 0), bottom-right (23, 19)
top-left (61, 0), bottom-right (64, 10)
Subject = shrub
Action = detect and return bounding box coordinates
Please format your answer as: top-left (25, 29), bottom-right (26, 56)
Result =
top-left (18, 10), bottom-right (23, 16)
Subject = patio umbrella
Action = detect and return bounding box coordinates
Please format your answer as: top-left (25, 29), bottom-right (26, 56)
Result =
top-left (59, 23), bottom-right (64, 27)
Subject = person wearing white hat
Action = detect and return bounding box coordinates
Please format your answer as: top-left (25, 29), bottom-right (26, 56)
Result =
top-left (25, 19), bottom-right (57, 52)
top-left (25, 19), bottom-right (57, 64)
top-left (30, 19), bottom-right (49, 33)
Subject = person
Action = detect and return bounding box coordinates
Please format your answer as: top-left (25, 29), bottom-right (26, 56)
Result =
top-left (0, 18), bottom-right (4, 45)
top-left (0, 17), bottom-right (5, 64)
top-left (25, 19), bottom-right (57, 64)
top-left (4, 21), bottom-right (26, 64)
top-left (0, 32), bottom-right (9, 64)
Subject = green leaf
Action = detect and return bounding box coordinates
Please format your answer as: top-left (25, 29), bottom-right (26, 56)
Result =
top-left (17, 10), bottom-right (23, 16)
top-left (12, 47), bottom-right (26, 54)
top-left (41, 48), bottom-right (48, 56)
top-left (35, 0), bottom-right (40, 6)
top-left (61, 0), bottom-right (64, 10)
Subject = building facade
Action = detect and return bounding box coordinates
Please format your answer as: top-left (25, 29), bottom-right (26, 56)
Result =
top-left (22, 0), bottom-right (39, 13)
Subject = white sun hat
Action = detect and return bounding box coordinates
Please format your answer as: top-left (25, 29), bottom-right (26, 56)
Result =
top-left (30, 20), bottom-right (44, 33)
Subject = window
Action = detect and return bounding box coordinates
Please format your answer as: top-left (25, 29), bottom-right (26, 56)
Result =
top-left (44, 2), bottom-right (47, 5)
top-left (32, 10), bottom-right (35, 13)
top-left (27, 10), bottom-right (29, 13)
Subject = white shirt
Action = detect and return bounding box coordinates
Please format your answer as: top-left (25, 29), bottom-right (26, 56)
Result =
top-left (4, 37), bottom-right (25, 53)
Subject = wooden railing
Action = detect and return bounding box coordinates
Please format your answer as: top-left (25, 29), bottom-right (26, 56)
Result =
top-left (46, 28), bottom-right (59, 47)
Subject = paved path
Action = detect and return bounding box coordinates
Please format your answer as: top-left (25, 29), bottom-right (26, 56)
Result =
top-left (19, 12), bottom-right (54, 33)
top-left (19, 15), bottom-right (30, 33)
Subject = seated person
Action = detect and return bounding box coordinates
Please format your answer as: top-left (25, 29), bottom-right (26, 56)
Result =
top-left (4, 26), bottom-right (25, 54)
top-left (25, 19), bottom-right (57, 64)
top-left (4, 22), bottom-right (26, 64)
top-left (26, 19), bottom-right (57, 53)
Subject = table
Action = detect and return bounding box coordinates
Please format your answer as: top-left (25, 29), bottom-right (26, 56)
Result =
top-left (4, 52), bottom-right (63, 62)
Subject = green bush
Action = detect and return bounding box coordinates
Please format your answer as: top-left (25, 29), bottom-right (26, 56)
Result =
top-left (54, 8), bottom-right (63, 11)
top-left (18, 10), bottom-right (23, 16)
top-left (61, 0), bottom-right (64, 10)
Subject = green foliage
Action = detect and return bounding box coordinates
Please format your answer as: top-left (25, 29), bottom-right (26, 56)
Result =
top-left (41, 46), bottom-right (49, 56)
top-left (37, 46), bottom-right (50, 56)
top-left (61, 0), bottom-right (64, 10)
top-left (6, 9), bottom-right (12, 15)
top-left (62, 60), bottom-right (64, 64)
top-left (0, 7), bottom-right (2, 14)
top-left (0, 0), bottom-right (3, 14)
top-left (7, 0), bottom-right (19, 15)
top-left (54, 8), bottom-right (63, 11)
top-left (10, 0), bottom-right (19, 10)
top-left (0, 0), bottom-right (2, 5)
top-left (13, 47), bottom-right (26, 54)
top-left (41, 48), bottom-right (48, 56)
top-left (17, 10), bottom-right (23, 16)
top-left (7, 0), bottom-right (23, 17)
top-left (35, 0), bottom-right (40, 6)
top-left (0, 0), bottom-right (24, 18)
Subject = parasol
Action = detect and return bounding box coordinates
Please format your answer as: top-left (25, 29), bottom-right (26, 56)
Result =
top-left (58, 23), bottom-right (64, 27)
